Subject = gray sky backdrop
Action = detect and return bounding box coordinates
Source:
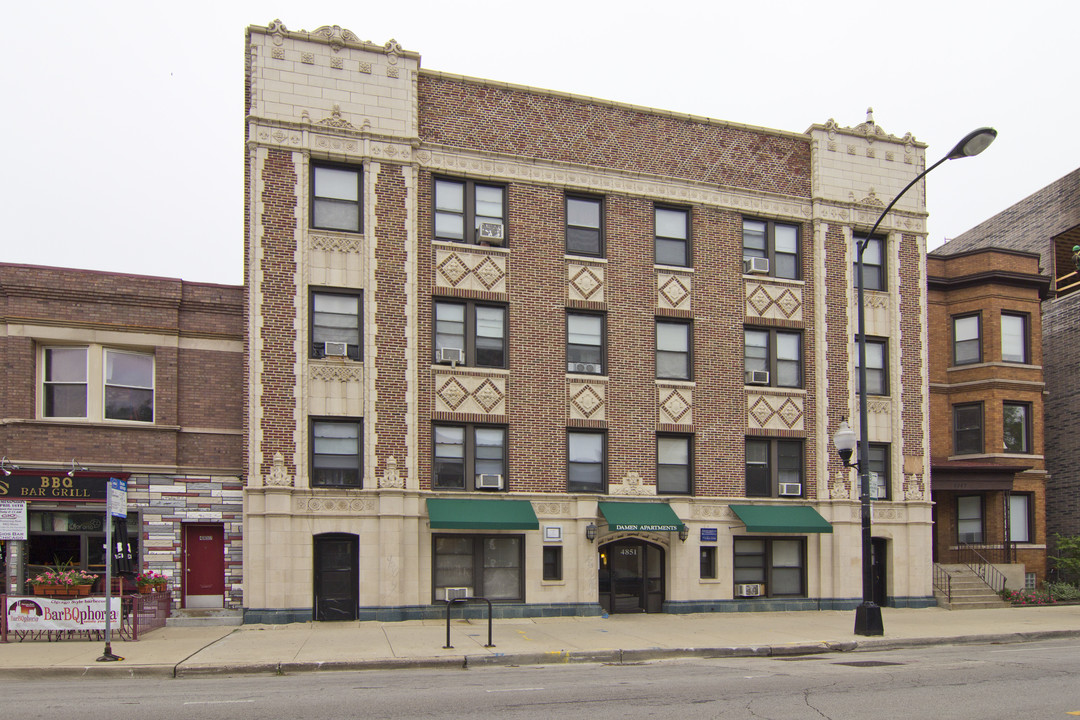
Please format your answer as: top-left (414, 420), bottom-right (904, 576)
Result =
top-left (3, 1), bottom-right (1077, 286)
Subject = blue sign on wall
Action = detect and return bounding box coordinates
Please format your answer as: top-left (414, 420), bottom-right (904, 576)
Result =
top-left (700, 528), bottom-right (718, 543)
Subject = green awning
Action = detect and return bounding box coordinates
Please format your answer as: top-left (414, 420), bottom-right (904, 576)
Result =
top-left (426, 498), bottom-right (539, 530)
top-left (598, 502), bottom-right (685, 532)
top-left (729, 505), bottom-right (833, 534)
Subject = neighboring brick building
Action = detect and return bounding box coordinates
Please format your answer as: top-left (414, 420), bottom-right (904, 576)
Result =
top-left (926, 249), bottom-right (1050, 587)
top-left (243, 20), bottom-right (936, 622)
top-left (933, 168), bottom-right (1080, 548)
top-left (0, 264), bottom-right (244, 610)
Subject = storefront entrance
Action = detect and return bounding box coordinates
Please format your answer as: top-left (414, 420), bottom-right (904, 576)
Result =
top-left (598, 539), bottom-right (665, 614)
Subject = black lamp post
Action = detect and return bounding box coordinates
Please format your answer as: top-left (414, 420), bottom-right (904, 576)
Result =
top-left (833, 126), bottom-right (997, 637)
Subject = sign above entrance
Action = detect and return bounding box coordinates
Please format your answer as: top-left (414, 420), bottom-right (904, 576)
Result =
top-left (598, 502), bottom-right (685, 533)
top-left (0, 471), bottom-right (128, 503)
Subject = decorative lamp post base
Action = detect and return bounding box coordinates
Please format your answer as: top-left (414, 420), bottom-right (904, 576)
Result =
top-left (854, 602), bottom-right (884, 636)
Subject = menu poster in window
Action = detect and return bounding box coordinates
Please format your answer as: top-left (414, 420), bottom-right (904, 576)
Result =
top-left (0, 500), bottom-right (27, 540)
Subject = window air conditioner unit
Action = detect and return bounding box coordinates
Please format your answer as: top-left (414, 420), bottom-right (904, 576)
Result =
top-left (736, 583), bottom-right (763, 597)
top-left (743, 257), bottom-right (770, 275)
top-left (444, 587), bottom-right (471, 601)
top-left (778, 482), bottom-right (803, 496)
top-left (569, 362), bottom-right (601, 374)
top-left (323, 341), bottom-right (348, 358)
top-left (437, 347), bottom-right (465, 366)
top-left (475, 473), bottom-right (504, 490)
top-left (478, 222), bottom-right (505, 244)
top-left (745, 370), bottom-right (770, 385)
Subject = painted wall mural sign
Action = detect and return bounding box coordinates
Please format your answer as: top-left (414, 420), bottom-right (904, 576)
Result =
top-left (6, 596), bottom-right (121, 632)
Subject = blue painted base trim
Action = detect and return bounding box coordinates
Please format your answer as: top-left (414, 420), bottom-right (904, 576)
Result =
top-left (663, 596), bottom-right (938, 613)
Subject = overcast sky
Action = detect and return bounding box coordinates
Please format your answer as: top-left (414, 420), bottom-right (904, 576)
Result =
top-left (3, 1), bottom-right (1077, 286)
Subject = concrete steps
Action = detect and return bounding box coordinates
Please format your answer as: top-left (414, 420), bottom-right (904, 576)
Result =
top-left (166, 608), bottom-right (244, 627)
top-left (934, 565), bottom-right (1011, 610)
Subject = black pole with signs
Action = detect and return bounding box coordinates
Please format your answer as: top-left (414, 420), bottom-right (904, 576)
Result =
top-left (97, 477), bottom-right (126, 662)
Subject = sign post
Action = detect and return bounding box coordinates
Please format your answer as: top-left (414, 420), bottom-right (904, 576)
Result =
top-left (98, 478), bottom-right (127, 662)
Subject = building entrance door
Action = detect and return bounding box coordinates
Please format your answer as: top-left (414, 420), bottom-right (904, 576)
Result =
top-left (313, 534), bottom-right (358, 621)
top-left (871, 537), bottom-right (888, 607)
top-left (598, 539), bottom-right (665, 613)
top-left (183, 524), bottom-right (225, 609)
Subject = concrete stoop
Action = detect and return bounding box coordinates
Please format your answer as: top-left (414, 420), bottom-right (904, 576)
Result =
top-left (934, 566), bottom-right (1011, 610)
top-left (166, 608), bottom-right (244, 627)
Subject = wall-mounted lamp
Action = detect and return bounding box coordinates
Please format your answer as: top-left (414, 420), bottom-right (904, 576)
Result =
top-left (1, 456), bottom-right (19, 476)
top-left (678, 526), bottom-right (689, 543)
top-left (585, 523), bottom-right (597, 542)
top-left (67, 459), bottom-right (88, 477)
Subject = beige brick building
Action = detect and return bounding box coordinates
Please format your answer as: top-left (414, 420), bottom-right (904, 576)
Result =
top-left (242, 20), bottom-right (936, 621)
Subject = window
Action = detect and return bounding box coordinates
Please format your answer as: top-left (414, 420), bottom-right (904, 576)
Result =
top-left (311, 419), bottom-right (362, 487)
top-left (542, 546), bottom-right (563, 582)
top-left (566, 196), bottom-right (603, 256)
top-left (655, 206), bottom-right (690, 267)
top-left (434, 301), bottom-right (507, 368)
top-left (853, 236), bottom-right (885, 291)
top-left (434, 178), bottom-right (506, 245)
top-left (312, 164), bottom-right (362, 232)
top-left (311, 290), bottom-right (362, 360)
top-left (953, 314), bottom-right (981, 365)
top-left (1003, 402), bottom-right (1031, 453)
top-left (745, 438), bottom-right (803, 497)
top-left (657, 434), bottom-right (692, 495)
top-left (42, 346), bottom-right (154, 423)
top-left (855, 337), bottom-right (888, 395)
top-left (953, 403), bottom-right (983, 455)
top-left (867, 444), bottom-right (890, 500)
top-left (1009, 494), bottom-right (1033, 543)
top-left (433, 424), bottom-right (506, 490)
top-left (744, 328), bottom-right (802, 387)
top-left (700, 546), bottom-right (717, 580)
top-left (567, 313), bottom-right (605, 375)
top-left (1001, 313), bottom-right (1029, 363)
top-left (567, 431), bottom-right (606, 493)
top-left (743, 219), bottom-right (800, 279)
top-left (656, 320), bottom-right (691, 380)
top-left (733, 538), bottom-right (806, 597)
top-left (432, 535), bottom-right (523, 602)
top-left (957, 495), bottom-right (983, 543)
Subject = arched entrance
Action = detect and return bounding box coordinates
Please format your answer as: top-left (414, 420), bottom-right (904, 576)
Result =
top-left (598, 538), bottom-right (665, 613)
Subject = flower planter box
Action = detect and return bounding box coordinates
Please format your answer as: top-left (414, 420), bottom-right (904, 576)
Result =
top-left (32, 584), bottom-right (92, 598)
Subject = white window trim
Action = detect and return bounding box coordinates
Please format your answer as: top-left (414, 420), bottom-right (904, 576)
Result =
top-left (39, 344), bottom-right (155, 424)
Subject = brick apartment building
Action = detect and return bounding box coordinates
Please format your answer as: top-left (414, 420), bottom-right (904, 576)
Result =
top-left (926, 249), bottom-right (1050, 588)
top-left (932, 168), bottom-right (1080, 549)
top-left (0, 264), bottom-right (244, 610)
top-left (243, 20), bottom-right (937, 622)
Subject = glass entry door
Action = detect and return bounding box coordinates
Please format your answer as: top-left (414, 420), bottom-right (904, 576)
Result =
top-left (598, 539), bottom-right (665, 613)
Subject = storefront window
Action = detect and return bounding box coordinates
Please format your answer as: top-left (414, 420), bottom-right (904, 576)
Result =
top-left (26, 511), bottom-right (139, 574)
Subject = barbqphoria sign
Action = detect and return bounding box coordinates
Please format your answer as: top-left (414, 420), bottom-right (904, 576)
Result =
top-left (6, 596), bottom-right (121, 631)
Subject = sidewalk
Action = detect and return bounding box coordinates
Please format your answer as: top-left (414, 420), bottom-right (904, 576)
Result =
top-left (3, 605), bottom-right (1080, 679)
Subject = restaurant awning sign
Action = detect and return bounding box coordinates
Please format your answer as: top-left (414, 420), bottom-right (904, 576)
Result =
top-left (0, 500), bottom-right (27, 540)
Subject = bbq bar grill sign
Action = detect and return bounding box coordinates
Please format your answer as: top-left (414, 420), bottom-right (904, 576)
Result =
top-left (0, 500), bottom-right (27, 540)
top-left (0, 473), bottom-right (107, 502)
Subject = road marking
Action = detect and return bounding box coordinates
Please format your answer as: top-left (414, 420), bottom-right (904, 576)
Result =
top-left (989, 645), bottom-right (1080, 654)
top-left (485, 688), bottom-right (545, 693)
top-left (183, 700), bottom-right (255, 705)
top-left (1065, 712), bottom-right (1080, 716)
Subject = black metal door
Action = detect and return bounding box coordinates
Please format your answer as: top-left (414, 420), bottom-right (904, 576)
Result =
top-left (313, 534), bottom-right (358, 621)
top-left (871, 537), bottom-right (888, 607)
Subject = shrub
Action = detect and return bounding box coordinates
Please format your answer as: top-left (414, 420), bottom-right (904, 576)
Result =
top-left (1050, 534), bottom-right (1080, 583)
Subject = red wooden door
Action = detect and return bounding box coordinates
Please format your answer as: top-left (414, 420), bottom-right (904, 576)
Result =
top-left (183, 524), bottom-right (225, 609)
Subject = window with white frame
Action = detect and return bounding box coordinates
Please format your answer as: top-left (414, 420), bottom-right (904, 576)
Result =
top-left (42, 346), bottom-right (154, 423)
top-left (1009, 493), bottom-right (1033, 543)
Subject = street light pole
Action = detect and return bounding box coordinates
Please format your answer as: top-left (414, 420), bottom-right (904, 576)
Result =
top-left (835, 126), bottom-right (997, 637)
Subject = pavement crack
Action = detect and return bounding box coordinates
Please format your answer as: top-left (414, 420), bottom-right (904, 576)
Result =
top-left (173, 628), bottom-right (241, 677)
top-left (803, 687), bottom-right (832, 719)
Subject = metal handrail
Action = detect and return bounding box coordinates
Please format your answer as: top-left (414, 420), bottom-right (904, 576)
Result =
top-left (443, 596), bottom-right (495, 649)
top-left (958, 542), bottom-right (1008, 592)
top-left (933, 564), bottom-right (953, 603)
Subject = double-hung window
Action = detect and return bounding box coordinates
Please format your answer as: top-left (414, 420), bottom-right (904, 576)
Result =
top-left (567, 313), bottom-right (605, 375)
top-left (104, 350), bottom-right (154, 422)
top-left (855, 337), bottom-right (888, 395)
top-left (567, 431), bottom-right (605, 493)
top-left (953, 403), bottom-right (983, 455)
top-left (434, 178), bottom-right (506, 245)
top-left (657, 434), bottom-right (692, 495)
top-left (853, 236), bottom-right (885, 291)
top-left (566, 195), bottom-right (603, 256)
top-left (733, 538), bottom-right (806, 597)
top-left (1009, 494), bottom-right (1033, 543)
top-left (867, 444), bottom-right (890, 500)
top-left (311, 418), bottom-right (362, 487)
top-left (655, 206), bottom-right (690, 267)
top-left (311, 290), bottom-right (362, 360)
top-left (743, 219), bottom-right (799, 279)
top-left (1003, 402), bottom-right (1031, 453)
top-left (43, 346), bottom-right (154, 423)
top-left (44, 347), bottom-right (88, 418)
top-left (433, 535), bottom-right (523, 602)
top-left (433, 424), bottom-right (507, 491)
top-left (312, 164), bottom-right (362, 232)
top-left (745, 438), bottom-right (803, 497)
top-left (744, 328), bottom-right (801, 387)
top-left (953, 314), bottom-right (981, 365)
top-left (434, 301), bottom-right (507, 368)
top-left (656, 320), bottom-right (691, 380)
top-left (957, 495), bottom-right (983, 543)
top-left (1001, 312), bottom-right (1029, 363)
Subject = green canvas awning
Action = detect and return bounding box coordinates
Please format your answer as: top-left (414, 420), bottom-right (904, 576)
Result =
top-left (426, 498), bottom-right (539, 530)
top-left (729, 505), bottom-right (833, 533)
top-left (598, 502), bottom-right (685, 532)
